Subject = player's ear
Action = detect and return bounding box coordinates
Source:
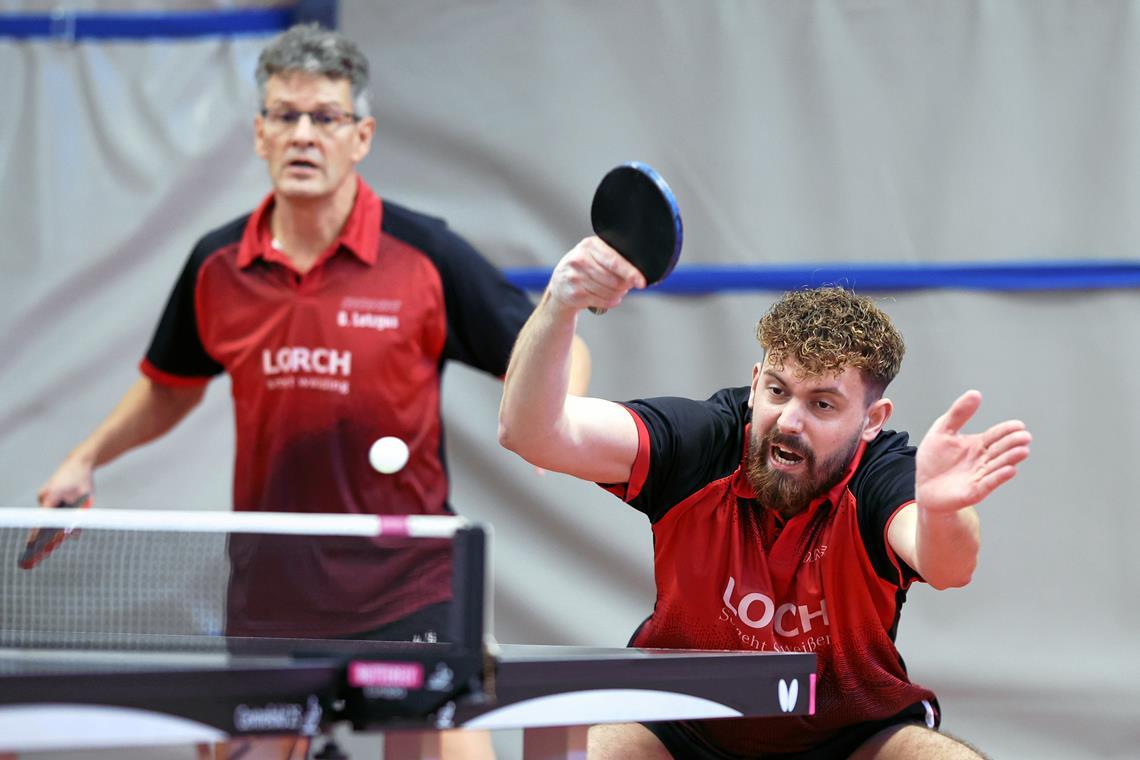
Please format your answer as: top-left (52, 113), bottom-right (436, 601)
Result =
top-left (254, 113), bottom-right (268, 159)
top-left (862, 397), bottom-right (893, 441)
top-left (747, 362), bottom-right (763, 408)
top-left (351, 116), bottom-right (376, 163)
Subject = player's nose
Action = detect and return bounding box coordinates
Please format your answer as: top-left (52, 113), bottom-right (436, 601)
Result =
top-left (776, 402), bottom-right (805, 434)
top-left (290, 115), bottom-right (318, 142)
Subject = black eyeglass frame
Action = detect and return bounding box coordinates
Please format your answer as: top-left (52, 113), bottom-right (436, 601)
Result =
top-left (259, 107), bottom-right (363, 129)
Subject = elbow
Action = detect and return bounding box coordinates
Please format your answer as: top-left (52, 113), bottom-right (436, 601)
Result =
top-left (498, 413), bottom-right (556, 470)
top-left (927, 574), bottom-right (972, 591)
top-left (497, 419), bottom-right (518, 454)
top-left (152, 378), bottom-right (207, 416)
top-left (496, 412), bottom-right (531, 458)
top-left (925, 560), bottom-right (977, 591)
top-left (496, 394), bottom-right (517, 452)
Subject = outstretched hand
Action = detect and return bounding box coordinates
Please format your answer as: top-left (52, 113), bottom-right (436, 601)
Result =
top-left (916, 390), bottom-right (1032, 514)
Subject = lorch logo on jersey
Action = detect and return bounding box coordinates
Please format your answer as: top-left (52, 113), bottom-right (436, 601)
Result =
top-left (262, 347), bottom-right (352, 377)
top-left (721, 576), bottom-right (829, 636)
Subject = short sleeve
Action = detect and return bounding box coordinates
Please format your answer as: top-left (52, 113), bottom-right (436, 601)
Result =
top-left (849, 430), bottom-right (920, 587)
top-left (142, 240), bottom-right (225, 383)
top-left (383, 203), bottom-right (533, 376)
top-left (619, 387), bottom-right (750, 522)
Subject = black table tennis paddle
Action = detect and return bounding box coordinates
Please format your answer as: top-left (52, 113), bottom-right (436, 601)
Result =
top-left (589, 162), bottom-right (683, 314)
top-left (18, 494), bottom-right (90, 570)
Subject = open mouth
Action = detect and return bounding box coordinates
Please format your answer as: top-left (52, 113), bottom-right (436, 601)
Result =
top-left (286, 159), bottom-right (319, 172)
top-left (770, 444), bottom-right (805, 467)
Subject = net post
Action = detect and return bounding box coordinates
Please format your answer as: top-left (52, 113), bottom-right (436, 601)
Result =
top-left (448, 524), bottom-right (488, 653)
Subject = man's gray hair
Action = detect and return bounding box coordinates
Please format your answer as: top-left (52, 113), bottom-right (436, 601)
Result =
top-left (256, 23), bottom-right (371, 117)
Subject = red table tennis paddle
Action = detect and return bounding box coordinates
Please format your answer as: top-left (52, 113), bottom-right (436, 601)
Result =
top-left (589, 162), bottom-right (683, 314)
top-left (18, 494), bottom-right (90, 570)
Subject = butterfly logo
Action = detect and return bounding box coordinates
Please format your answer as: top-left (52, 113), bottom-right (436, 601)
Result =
top-left (778, 678), bottom-right (799, 713)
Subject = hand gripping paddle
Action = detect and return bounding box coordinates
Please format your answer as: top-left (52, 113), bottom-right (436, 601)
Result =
top-left (18, 494), bottom-right (90, 570)
top-left (588, 162), bottom-right (683, 314)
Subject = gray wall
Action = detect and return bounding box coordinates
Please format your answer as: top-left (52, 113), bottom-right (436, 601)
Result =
top-left (2, 2), bottom-right (1139, 757)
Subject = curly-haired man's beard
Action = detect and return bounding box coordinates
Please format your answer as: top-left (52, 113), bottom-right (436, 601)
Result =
top-left (745, 425), bottom-right (863, 520)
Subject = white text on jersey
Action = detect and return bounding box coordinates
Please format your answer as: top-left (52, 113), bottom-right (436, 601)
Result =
top-left (262, 347), bottom-right (352, 377)
top-left (721, 575), bottom-right (830, 637)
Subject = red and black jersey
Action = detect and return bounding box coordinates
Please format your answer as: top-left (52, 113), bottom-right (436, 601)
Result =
top-left (606, 387), bottom-right (935, 755)
top-left (141, 177), bottom-right (533, 636)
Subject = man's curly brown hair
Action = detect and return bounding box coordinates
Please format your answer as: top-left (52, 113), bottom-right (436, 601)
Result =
top-left (756, 287), bottom-right (905, 400)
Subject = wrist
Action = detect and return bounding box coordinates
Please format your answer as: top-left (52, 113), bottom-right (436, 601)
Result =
top-left (66, 444), bottom-right (99, 470)
top-left (916, 499), bottom-right (979, 531)
top-left (916, 503), bottom-right (958, 522)
top-left (915, 490), bottom-right (963, 518)
top-left (541, 288), bottom-right (584, 321)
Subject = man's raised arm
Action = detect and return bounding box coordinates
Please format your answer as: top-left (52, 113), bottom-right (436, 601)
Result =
top-left (499, 237), bottom-right (646, 485)
top-left (888, 390), bottom-right (1032, 589)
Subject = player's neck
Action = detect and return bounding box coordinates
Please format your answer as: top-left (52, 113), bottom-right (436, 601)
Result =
top-left (271, 177), bottom-right (358, 274)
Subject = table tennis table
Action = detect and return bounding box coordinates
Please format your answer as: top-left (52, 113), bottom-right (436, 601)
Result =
top-left (0, 641), bottom-right (815, 759)
top-left (0, 517), bottom-right (816, 758)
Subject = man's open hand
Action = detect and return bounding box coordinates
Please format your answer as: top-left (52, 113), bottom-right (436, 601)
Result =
top-left (916, 390), bottom-right (1032, 514)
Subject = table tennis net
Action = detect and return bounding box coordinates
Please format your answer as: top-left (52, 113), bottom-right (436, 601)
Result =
top-left (0, 510), bottom-right (486, 652)
top-left (0, 525), bottom-right (227, 649)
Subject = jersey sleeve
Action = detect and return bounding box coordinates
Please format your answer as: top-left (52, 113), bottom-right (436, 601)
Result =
top-left (141, 241), bottom-right (224, 385)
top-left (425, 224), bottom-right (533, 376)
top-left (615, 387), bottom-right (750, 523)
top-left (849, 430), bottom-right (921, 588)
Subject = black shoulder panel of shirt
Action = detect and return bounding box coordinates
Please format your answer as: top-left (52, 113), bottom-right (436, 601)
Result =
top-left (196, 212), bottom-right (250, 255)
top-left (622, 386), bottom-right (752, 524)
top-left (381, 200), bottom-right (534, 376)
top-left (849, 429), bottom-right (920, 587)
top-left (144, 213), bottom-right (250, 379)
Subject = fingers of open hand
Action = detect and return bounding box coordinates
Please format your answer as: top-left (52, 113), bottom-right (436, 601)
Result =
top-left (982, 446), bottom-right (1029, 478)
top-left (971, 439), bottom-right (1026, 480)
top-left (963, 429), bottom-right (1029, 500)
top-left (983, 427), bottom-right (1031, 460)
top-left (981, 420), bottom-right (1030, 448)
top-left (975, 464), bottom-right (1019, 497)
top-left (974, 425), bottom-right (1031, 476)
top-left (932, 390), bottom-right (982, 435)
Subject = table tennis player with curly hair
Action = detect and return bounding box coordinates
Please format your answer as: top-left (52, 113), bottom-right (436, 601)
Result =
top-left (499, 237), bottom-right (1030, 759)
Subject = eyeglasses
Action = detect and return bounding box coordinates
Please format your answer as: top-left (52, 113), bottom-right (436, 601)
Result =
top-left (260, 107), bottom-right (361, 133)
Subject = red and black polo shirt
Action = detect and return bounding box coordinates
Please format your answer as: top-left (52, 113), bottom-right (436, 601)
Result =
top-left (141, 177), bottom-right (533, 636)
top-left (606, 386), bottom-right (936, 755)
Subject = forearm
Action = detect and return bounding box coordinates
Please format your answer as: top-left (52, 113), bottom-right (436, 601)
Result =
top-left (913, 504), bottom-right (981, 589)
top-left (67, 376), bottom-right (205, 468)
top-left (499, 290), bottom-right (580, 458)
top-left (567, 334), bottom-right (591, 396)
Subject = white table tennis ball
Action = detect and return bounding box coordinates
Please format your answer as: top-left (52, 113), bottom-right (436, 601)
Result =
top-left (369, 436), bottom-right (409, 474)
